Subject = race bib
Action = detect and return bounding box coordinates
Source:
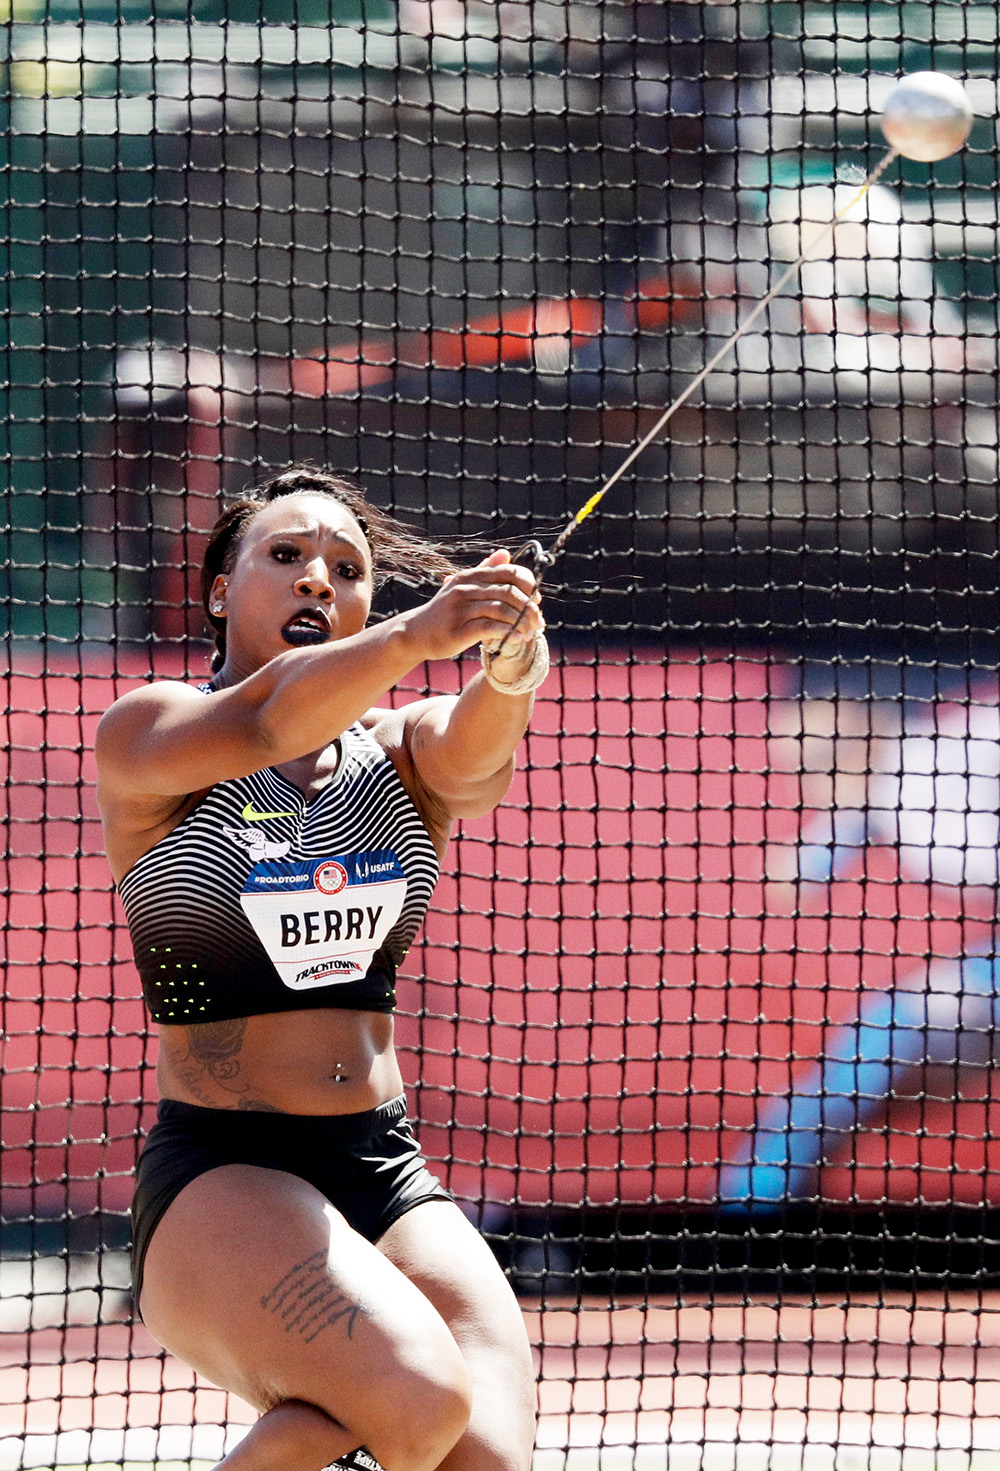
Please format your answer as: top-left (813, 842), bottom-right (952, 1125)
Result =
top-left (240, 851), bottom-right (407, 990)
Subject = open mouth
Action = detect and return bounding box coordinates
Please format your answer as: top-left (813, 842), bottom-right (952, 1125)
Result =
top-left (281, 610), bottom-right (331, 647)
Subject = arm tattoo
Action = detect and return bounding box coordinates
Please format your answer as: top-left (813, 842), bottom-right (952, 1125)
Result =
top-left (260, 1250), bottom-right (365, 1344)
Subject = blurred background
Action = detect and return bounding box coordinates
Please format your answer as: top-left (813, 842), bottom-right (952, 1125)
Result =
top-left (7, 3), bottom-right (1000, 1469)
top-left (6, 0), bottom-right (998, 645)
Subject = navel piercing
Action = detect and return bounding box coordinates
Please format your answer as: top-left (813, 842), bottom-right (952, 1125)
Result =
top-left (333, 1062), bottom-right (348, 1083)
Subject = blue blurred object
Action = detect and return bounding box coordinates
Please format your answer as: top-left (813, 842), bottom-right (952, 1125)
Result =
top-left (720, 949), bottom-right (1000, 1210)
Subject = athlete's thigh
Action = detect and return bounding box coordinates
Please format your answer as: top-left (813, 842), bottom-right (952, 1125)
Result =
top-left (139, 1164), bottom-right (468, 1428)
top-left (378, 1200), bottom-right (537, 1471)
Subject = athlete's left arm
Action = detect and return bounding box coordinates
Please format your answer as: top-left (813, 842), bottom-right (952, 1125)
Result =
top-left (404, 672), bottom-right (540, 821)
top-left (366, 558), bottom-right (545, 822)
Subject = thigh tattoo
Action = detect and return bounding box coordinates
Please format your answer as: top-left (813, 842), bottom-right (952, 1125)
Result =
top-left (260, 1250), bottom-right (366, 1345)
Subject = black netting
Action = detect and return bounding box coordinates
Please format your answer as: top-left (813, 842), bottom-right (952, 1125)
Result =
top-left (5, 3), bottom-right (1000, 1468)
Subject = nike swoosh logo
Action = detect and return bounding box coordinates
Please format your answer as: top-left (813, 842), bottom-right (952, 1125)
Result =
top-left (241, 800), bottom-right (297, 822)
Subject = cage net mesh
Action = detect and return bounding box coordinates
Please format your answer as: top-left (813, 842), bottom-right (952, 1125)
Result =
top-left (4, 1), bottom-right (1000, 1468)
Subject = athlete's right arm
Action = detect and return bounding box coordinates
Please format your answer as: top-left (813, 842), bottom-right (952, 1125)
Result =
top-left (95, 557), bottom-right (539, 805)
top-left (96, 625), bottom-right (419, 807)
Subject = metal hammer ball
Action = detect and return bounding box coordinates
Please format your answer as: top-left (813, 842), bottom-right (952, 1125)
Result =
top-left (881, 72), bottom-right (973, 163)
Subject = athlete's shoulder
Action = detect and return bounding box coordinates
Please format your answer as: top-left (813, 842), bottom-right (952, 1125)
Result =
top-left (97, 678), bottom-right (206, 749)
top-left (359, 696), bottom-right (457, 753)
top-left (356, 706), bottom-right (395, 735)
top-left (104, 676), bottom-right (207, 715)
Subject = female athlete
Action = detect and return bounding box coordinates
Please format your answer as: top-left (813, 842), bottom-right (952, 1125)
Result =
top-left (95, 467), bottom-right (548, 1471)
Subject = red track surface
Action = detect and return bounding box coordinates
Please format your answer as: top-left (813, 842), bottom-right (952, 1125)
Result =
top-left (5, 646), bottom-right (1000, 1217)
top-left (5, 1297), bottom-right (1000, 1462)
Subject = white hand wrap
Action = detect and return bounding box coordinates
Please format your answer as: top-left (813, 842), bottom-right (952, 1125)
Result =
top-left (480, 632), bottom-right (550, 695)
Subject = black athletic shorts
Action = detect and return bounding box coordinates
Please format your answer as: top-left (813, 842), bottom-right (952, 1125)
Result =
top-left (131, 1095), bottom-right (451, 1313)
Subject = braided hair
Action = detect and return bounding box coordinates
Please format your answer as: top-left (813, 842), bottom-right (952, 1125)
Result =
top-left (201, 467), bottom-right (460, 672)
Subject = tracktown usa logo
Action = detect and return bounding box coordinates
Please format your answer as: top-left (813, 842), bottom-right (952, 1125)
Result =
top-left (295, 958), bottom-right (361, 984)
top-left (314, 861), bottom-right (349, 896)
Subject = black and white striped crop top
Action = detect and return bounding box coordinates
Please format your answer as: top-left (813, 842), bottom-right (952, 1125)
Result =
top-left (118, 718), bottom-right (440, 1024)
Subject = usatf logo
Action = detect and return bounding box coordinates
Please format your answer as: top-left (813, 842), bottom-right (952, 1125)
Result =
top-left (314, 860), bottom-right (349, 895)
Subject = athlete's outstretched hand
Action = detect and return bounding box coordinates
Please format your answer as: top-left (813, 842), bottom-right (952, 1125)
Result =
top-left (405, 549), bottom-right (544, 664)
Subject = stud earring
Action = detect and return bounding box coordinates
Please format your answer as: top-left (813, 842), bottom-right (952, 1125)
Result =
top-left (212, 603), bottom-right (225, 614)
